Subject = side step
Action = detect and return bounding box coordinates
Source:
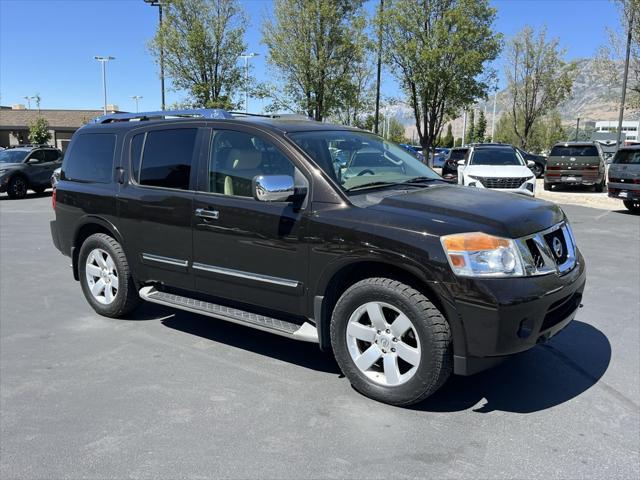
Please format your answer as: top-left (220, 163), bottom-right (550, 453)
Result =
top-left (139, 286), bottom-right (318, 343)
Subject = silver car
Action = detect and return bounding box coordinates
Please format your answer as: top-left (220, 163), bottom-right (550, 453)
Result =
top-left (608, 145), bottom-right (640, 213)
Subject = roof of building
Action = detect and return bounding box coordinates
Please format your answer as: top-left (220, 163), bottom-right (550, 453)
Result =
top-left (0, 108), bottom-right (106, 129)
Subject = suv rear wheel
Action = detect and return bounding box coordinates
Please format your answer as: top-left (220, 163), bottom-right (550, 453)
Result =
top-left (594, 177), bottom-right (605, 193)
top-left (330, 278), bottom-right (451, 406)
top-left (7, 176), bottom-right (28, 199)
top-left (623, 200), bottom-right (640, 213)
top-left (78, 233), bottom-right (140, 318)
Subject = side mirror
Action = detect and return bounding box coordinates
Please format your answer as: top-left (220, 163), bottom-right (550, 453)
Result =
top-left (26, 157), bottom-right (39, 164)
top-left (527, 160), bottom-right (536, 168)
top-left (253, 175), bottom-right (296, 202)
top-left (456, 159), bottom-right (465, 166)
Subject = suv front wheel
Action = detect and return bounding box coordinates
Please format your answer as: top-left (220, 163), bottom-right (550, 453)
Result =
top-left (330, 278), bottom-right (451, 406)
top-left (78, 233), bottom-right (140, 318)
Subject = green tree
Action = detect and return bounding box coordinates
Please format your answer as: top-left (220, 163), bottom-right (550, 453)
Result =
top-left (380, 0), bottom-right (501, 164)
top-left (262, 0), bottom-right (368, 121)
top-left (493, 110), bottom-right (566, 153)
top-left (476, 111), bottom-right (487, 143)
top-left (466, 109), bottom-right (476, 144)
top-left (454, 137), bottom-right (462, 147)
top-left (387, 117), bottom-right (407, 143)
top-left (149, 0), bottom-right (247, 109)
top-left (505, 26), bottom-right (577, 149)
top-left (442, 123), bottom-right (454, 147)
top-left (28, 117), bottom-right (51, 145)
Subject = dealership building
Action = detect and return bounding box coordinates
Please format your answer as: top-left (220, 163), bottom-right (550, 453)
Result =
top-left (0, 105), bottom-right (119, 152)
top-left (595, 120), bottom-right (640, 143)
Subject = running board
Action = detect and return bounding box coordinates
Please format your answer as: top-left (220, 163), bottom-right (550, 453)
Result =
top-left (139, 286), bottom-right (318, 343)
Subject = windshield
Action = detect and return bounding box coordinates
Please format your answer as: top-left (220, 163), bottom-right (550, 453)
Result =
top-left (470, 148), bottom-right (523, 166)
top-left (0, 150), bottom-right (28, 164)
top-left (613, 149), bottom-right (640, 164)
top-left (550, 145), bottom-right (598, 157)
top-left (288, 130), bottom-right (440, 192)
top-left (449, 149), bottom-right (468, 160)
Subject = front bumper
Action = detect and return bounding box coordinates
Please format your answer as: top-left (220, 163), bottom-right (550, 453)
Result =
top-left (465, 179), bottom-right (536, 197)
top-left (448, 250), bottom-right (586, 375)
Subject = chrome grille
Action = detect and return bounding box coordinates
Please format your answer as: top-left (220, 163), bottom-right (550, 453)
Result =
top-left (474, 176), bottom-right (529, 189)
top-left (515, 222), bottom-right (577, 276)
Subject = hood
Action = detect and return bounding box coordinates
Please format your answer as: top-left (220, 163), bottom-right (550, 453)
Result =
top-left (365, 184), bottom-right (563, 238)
top-left (463, 165), bottom-right (533, 178)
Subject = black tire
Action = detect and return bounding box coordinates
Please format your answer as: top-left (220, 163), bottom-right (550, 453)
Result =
top-left (78, 233), bottom-right (140, 318)
top-left (330, 278), bottom-right (451, 406)
top-left (7, 176), bottom-right (28, 199)
top-left (623, 200), bottom-right (640, 213)
top-left (32, 186), bottom-right (46, 195)
top-left (544, 182), bottom-right (552, 191)
top-left (532, 163), bottom-right (544, 178)
top-left (594, 178), bottom-right (605, 193)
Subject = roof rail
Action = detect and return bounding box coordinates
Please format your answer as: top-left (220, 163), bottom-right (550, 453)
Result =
top-left (94, 108), bottom-right (233, 124)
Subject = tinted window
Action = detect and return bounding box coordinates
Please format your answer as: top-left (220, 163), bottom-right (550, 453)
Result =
top-left (470, 148), bottom-right (523, 166)
top-left (208, 130), bottom-right (294, 197)
top-left (138, 129), bottom-right (197, 190)
top-left (63, 134), bottom-right (115, 183)
top-left (550, 145), bottom-right (599, 157)
top-left (449, 149), bottom-right (468, 160)
top-left (43, 150), bottom-right (61, 162)
top-left (613, 150), bottom-right (640, 164)
top-left (28, 150), bottom-right (46, 163)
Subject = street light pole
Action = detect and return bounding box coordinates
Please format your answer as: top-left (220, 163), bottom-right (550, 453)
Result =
top-left (374, 0), bottom-right (384, 134)
top-left (616, 5), bottom-right (635, 148)
top-left (491, 86), bottom-right (498, 142)
top-left (239, 53), bottom-right (258, 113)
top-left (131, 96), bottom-right (143, 113)
top-left (23, 96), bottom-right (35, 110)
top-left (94, 56), bottom-right (115, 115)
top-left (144, 0), bottom-right (166, 110)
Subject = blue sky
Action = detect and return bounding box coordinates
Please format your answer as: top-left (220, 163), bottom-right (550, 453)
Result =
top-left (0, 0), bottom-right (621, 113)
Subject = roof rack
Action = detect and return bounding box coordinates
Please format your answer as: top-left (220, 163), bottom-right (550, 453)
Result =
top-left (93, 108), bottom-right (315, 124)
top-left (6, 144), bottom-right (54, 149)
top-left (94, 108), bottom-right (233, 124)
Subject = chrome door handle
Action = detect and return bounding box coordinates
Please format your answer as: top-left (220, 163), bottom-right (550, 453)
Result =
top-left (195, 208), bottom-right (219, 220)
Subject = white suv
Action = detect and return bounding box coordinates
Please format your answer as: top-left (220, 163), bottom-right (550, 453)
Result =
top-left (457, 144), bottom-right (537, 197)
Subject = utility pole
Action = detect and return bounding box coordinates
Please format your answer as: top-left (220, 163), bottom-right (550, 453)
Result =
top-left (239, 53), bottom-right (259, 113)
top-left (575, 117), bottom-right (580, 141)
top-left (131, 96), bottom-right (143, 113)
top-left (374, 0), bottom-right (384, 134)
top-left (491, 87), bottom-right (498, 142)
top-left (144, 0), bottom-right (166, 110)
top-left (462, 111), bottom-right (467, 146)
top-left (616, 5), bottom-right (635, 149)
top-left (94, 56), bottom-right (115, 115)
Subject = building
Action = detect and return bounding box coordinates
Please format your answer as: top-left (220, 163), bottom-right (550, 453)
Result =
top-left (0, 105), bottom-right (120, 152)
top-left (595, 120), bottom-right (639, 143)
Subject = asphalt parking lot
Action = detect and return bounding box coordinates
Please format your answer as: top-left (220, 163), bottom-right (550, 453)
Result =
top-left (1, 193), bottom-right (639, 479)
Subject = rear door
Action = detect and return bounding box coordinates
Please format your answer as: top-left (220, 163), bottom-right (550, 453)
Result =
top-left (117, 124), bottom-right (204, 291)
top-left (191, 125), bottom-right (310, 316)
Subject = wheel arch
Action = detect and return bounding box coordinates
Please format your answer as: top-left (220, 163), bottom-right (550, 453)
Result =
top-left (71, 217), bottom-right (126, 281)
top-left (313, 259), bottom-right (461, 353)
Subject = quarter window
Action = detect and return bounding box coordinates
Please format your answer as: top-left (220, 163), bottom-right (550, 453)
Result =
top-left (136, 128), bottom-right (197, 190)
top-left (208, 130), bottom-right (294, 197)
top-left (62, 133), bottom-right (115, 183)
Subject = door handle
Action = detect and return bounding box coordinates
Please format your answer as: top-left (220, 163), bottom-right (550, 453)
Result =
top-left (195, 208), bottom-right (219, 220)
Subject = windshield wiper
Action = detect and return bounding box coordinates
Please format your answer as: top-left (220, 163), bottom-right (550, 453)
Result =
top-left (345, 181), bottom-right (400, 192)
top-left (401, 176), bottom-right (441, 184)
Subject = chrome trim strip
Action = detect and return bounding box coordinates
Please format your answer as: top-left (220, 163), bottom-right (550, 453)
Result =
top-left (142, 253), bottom-right (189, 267)
top-left (192, 262), bottom-right (299, 288)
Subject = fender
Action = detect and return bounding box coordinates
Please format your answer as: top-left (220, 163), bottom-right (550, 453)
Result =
top-left (71, 215), bottom-right (127, 281)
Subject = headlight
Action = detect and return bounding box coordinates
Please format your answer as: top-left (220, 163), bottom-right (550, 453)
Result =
top-left (440, 232), bottom-right (525, 277)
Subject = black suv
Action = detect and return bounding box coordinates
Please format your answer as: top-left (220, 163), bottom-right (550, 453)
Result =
top-left (0, 145), bottom-right (63, 198)
top-left (50, 109), bottom-right (586, 406)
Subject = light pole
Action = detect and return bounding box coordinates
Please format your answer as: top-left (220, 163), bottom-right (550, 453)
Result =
top-left (373, 0), bottom-right (384, 134)
top-left (491, 85), bottom-right (498, 142)
top-left (144, 0), bottom-right (166, 110)
top-left (239, 52), bottom-right (258, 113)
top-left (23, 96), bottom-right (35, 109)
top-left (94, 56), bottom-right (115, 115)
top-left (616, 5), bottom-right (635, 149)
top-left (131, 95), bottom-right (143, 113)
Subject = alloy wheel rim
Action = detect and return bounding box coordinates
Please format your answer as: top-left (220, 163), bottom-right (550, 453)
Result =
top-left (13, 178), bottom-right (26, 195)
top-left (85, 248), bottom-right (119, 305)
top-left (346, 301), bottom-right (421, 387)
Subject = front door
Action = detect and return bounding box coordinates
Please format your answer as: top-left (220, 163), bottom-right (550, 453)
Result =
top-left (117, 124), bottom-right (204, 290)
top-left (192, 127), bottom-right (309, 316)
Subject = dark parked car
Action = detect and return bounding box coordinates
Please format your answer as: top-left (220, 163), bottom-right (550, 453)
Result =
top-left (608, 145), bottom-right (640, 213)
top-left (0, 145), bottom-right (63, 198)
top-left (442, 146), bottom-right (469, 179)
top-left (545, 142), bottom-right (606, 192)
top-left (515, 147), bottom-right (546, 178)
top-left (50, 109), bottom-right (586, 406)
top-left (399, 143), bottom-right (424, 162)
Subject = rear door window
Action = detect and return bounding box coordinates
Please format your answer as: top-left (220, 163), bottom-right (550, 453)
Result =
top-left (43, 150), bottom-right (61, 162)
top-left (134, 128), bottom-right (197, 190)
top-left (62, 133), bottom-right (116, 183)
top-left (550, 145), bottom-right (599, 157)
top-left (613, 150), bottom-right (640, 164)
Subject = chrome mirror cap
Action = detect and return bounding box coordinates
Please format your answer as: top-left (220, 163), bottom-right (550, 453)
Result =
top-left (253, 175), bottom-right (295, 202)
